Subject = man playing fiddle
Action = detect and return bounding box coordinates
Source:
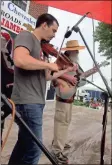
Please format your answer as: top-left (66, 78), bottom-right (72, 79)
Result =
top-left (8, 14), bottom-right (78, 165)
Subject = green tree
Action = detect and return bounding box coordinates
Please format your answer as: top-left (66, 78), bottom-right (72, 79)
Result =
top-left (94, 22), bottom-right (112, 60)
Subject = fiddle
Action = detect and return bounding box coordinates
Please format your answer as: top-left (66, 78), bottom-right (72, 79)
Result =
top-left (41, 41), bottom-right (74, 70)
top-left (41, 40), bottom-right (58, 58)
top-left (41, 41), bottom-right (81, 99)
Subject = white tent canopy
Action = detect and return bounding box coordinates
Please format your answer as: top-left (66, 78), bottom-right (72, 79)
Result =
top-left (78, 83), bottom-right (103, 92)
top-left (79, 77), bottom-right (111, 92)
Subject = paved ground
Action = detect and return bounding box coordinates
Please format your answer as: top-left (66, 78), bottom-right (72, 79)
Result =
top-left (1, 101), bottom-right (111, 164)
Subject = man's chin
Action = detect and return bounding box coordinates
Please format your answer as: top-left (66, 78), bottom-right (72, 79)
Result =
top-left (43, 37), bottom-right (53, 42)
top-left (48, 37), bottom-right (53, 41)
top-left (44, 38), bottom-right (50, 42)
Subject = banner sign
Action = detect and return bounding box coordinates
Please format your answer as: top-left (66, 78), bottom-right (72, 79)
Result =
top-left (1, 1), bottom-right (36, 34)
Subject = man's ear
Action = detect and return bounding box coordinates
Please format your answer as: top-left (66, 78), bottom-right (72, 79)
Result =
top-left (42, 22), bottom-right (48, 30)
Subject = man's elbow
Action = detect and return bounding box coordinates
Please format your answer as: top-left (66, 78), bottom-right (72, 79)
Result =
top-left (14, 57), bottom-right (24, 68)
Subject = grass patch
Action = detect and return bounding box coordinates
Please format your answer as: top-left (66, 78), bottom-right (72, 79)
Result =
top-left (73, 100), bottom-right (86, 106)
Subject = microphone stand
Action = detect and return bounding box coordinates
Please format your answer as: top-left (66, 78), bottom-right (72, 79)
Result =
top-left (59, 26), bottom-right (70, 53)
top-left (73, 27), bottom-right (112, 98)
top-left (71, 26), bottom-right (112, 165)
top-left (1, 94), bottom-right (58, 165)
top-left (82, 78), bottom-right (109, 165)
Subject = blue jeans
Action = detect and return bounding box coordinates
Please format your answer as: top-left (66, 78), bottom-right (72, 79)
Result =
top-left (8, 104), bottom-right (45, 165)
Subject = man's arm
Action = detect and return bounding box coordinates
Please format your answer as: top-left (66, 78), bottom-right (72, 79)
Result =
top-left (13, 31), bottom-right (59, 71)
top-left (14, 47), bottom-right (59, 71)
top-left (59, 73), bottom-right (78, 85)
top-left (14, 47), bottom-right (49, 70)
top-left (46, 66), bottom-right (77, 81)
top-left (46, 69), bottom-right (70, 81)
top-left (59, 73), bottom-right (72, 81)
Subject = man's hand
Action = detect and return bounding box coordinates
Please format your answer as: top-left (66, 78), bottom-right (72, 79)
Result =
top-left (65, 64), bottom-right (78, 72)
top-left (48, 63), bottom-right (59, 72)
top-left (60, 74), bottom-right (78, 86)
top-left (73, 64), bottom-right (79, 71)
top-left (68, 76), bottom-right (78, 86)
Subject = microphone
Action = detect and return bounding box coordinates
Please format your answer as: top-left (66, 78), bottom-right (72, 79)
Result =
top-left (65, 30), bottom-right (72, 38)
top-left (65, 12), bottom-right (90, 38)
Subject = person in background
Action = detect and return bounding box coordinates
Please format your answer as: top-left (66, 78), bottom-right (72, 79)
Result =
top-left (52, 40), bottom-right (86, 164)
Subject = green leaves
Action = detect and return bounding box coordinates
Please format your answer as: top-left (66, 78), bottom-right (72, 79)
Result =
top-left (94, 22), bottom-right (112, 60)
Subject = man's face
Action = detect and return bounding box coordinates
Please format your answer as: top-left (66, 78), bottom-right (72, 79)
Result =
top-left (68, 50), bottom-right (79, 63)
top-left (42, 21), bottom-right (58, 41)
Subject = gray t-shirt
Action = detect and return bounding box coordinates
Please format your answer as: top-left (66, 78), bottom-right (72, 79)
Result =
top-left (11, 31), bottom-right (46, 104)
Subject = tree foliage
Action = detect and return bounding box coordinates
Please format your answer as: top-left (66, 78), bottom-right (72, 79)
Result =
top-left (94, 22), bottom-right (112, 60)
